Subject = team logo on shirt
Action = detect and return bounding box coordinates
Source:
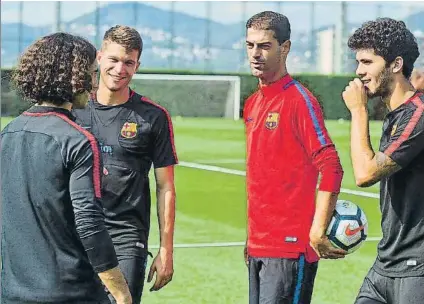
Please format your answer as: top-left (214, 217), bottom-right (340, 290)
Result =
top-left (265, 112), bottom-right (279, 130)
top-left (121, 122), bottom-right (138, 139)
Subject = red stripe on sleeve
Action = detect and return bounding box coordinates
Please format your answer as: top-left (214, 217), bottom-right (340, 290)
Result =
top-left (140, 97), bottom-right (179, 163)
top-left (23, 111), bottom-right (102, 198)
top-left (385, 97), bottom-right (424, 157)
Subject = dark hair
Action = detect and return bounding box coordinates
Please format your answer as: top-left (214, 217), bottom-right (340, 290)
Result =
top-left (102, 25), bottom-right (143, 60)
top-left (348, 18), bottom-right (420, 78)
top-left (12, 32), bottom-right (96, 106)
top-left (246, 11), bottom-right (291, 44)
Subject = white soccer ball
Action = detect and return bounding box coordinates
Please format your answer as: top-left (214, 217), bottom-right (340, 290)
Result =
top-left (326, 200), bottom-right (368, 254)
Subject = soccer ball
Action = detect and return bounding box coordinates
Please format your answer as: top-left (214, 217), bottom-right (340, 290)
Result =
top-left (326, 200), bottom-right (368, 254)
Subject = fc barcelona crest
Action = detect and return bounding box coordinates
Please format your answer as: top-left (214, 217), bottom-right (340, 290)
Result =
top-left (265, 112), bottom-right (279, 130)
top-left (121, 122), bottom-right (138, 139)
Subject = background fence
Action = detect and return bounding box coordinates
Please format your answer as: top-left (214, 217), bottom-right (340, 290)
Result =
top-left (2, 1), bottom-right (424, 74)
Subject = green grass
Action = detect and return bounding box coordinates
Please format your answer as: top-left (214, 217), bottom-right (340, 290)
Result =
top-left (1, 116), bottom-right (384, 304)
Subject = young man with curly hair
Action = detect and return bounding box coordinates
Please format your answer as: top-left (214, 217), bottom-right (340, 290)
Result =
top-left (1, 33), bottom-right (131, 304)
top-left (73, 25), bottom-right (177, 304)
top-left (342, 18), bottom-right (423, 303)
top-left (243, 11), bottom-right (345, 304)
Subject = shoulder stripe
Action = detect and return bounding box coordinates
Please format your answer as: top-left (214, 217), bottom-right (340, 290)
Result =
top-left (23, 111), bottom-right (102, 198)
top-left (283, 80), bottom-right (295, 90)
top-left (385, 96), bottom-right (424, 156)
top-left (293, 81), bottom-right (327, 145)
top-left (129, 89), bottom-right (136, 99)
top-left (140, 97), bottom-right (178, 163)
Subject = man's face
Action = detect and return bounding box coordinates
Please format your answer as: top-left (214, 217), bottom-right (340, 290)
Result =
top-left (355, 49), bottom-right (393, 99)
top-left (97, 41), bottom-right (140, 92)
top-left (246, 28), bottom-right (289, 80)
top-left (411, 69), bottom-right (424, 91)
top-left (73, 61), bottom-right (98, 109)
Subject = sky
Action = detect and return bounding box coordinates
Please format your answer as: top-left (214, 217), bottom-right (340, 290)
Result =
top-left (1, 0), bottom-right (423, 28)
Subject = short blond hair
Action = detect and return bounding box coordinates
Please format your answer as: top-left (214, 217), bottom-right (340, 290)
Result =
top-left (102, 25), bottom-right (143, 60)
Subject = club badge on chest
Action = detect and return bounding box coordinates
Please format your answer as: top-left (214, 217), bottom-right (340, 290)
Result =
top-left (265, 112), bottom-right (279, 130)
top-left (121, 122), bottom-right (138, 139)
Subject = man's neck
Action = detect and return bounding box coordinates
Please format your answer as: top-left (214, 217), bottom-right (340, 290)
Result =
top-left (383, 78), bottom-right (416, 111)
top-left (96, 83), bottom-right (130, 106)
top-left (38, 101), bottom-right (72, 111)
top-left (259, 68), bottom-right (288, 86)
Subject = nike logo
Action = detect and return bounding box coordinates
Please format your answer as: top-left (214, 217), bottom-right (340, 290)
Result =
top-left (246, 117), bottom-right (254, 123)
top-left (345, 224), bottom-right (365, 236)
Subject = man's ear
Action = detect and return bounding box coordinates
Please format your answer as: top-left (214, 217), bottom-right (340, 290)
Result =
top-left (281, 40), bottom-right (291, 55)
top-left (96, 50), bottom-right (102, 64)
top-left (392, 56), bottom-right (404, 74)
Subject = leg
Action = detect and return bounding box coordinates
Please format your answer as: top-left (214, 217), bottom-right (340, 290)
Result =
top-left (108, 256), bottom-right (148, 304)
top-left (294, 257), bottom-right (318, 304)
top-left (354, 268), bottom-right (389, 304)
top-left (396, 276), bottom-right (424, 304)
top-left (258, 255), bottom-right (318, 304)
top-left (248, 256), bottom-right (261, 304)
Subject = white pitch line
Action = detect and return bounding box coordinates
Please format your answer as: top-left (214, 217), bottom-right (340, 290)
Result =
top-left (193, 159), bottom-right (246, 164)
top-left (149, 237), bottom-right (382, 249)
top-left (178, 161), bottom-right (380, 199)
top-left (179, 161), bottom-right (246, 176)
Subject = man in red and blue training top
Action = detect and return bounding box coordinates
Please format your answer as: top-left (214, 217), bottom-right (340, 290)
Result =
top-left (243, 11), bottom-right (347, 304)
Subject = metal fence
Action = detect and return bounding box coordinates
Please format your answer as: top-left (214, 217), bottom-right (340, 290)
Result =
top-left (1, 1), bottom-right (423, 74)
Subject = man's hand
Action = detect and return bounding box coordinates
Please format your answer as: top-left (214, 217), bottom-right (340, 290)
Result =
top-left (147, 248), bottom-right (174, 292)
top-left (310, 234), bottom-right (347, 259)
top-left (342, 78), bottom-right (368, 112)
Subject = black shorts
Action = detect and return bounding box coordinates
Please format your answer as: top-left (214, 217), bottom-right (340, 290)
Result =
top-left (108, 256), bottom-right (148, 304)
top-left (248, 255), bottom-right (318, 304)
top-left (355, 267), bottom-right (424, 304)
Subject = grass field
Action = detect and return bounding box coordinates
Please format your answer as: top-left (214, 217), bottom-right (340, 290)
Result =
top-left (1, 116), bottom-right (384, 304)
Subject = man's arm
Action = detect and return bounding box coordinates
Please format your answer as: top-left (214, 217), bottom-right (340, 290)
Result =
top-left (69, 140), bottom-right (131, 304)
top-left (340, 79), bottom-right (424, 188)
top-left (309, 148), bottom-right (346, 259)
top-left (147, 165), bottom-right (176, 291)
top-left (98, 268), bottom-right (132, 304)
top-left (349, 107), bottom-right (401, 187)
top-left (147, 108), bottom-right (178, 291)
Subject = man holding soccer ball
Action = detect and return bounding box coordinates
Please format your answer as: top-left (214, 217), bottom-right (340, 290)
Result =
top-left (243, 11), bottom-right (346, 304)
top-left (343, 18), bottom-right (424, 303)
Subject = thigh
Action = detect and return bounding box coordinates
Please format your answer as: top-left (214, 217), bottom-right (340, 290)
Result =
top-left (248, 256), bottom-right (261, 304)
top-left (396, 276), bottom-right (424, 304)
top-left (354, 268), bottom-right (389, 304)
top-left (108, 256), bottom-right (147, 304)
top-left (294, 258), bottom-right (318, 304)
top-left (258, 255), bottom-right (317, 304)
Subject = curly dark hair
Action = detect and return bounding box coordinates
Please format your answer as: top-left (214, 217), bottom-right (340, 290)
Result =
top-left (12, 32), bottom-right (97, 106)
top-left (246, 11), bottom-right (291, 45)
top-left (348, 18), bottom-right (420, 79)
top-left (103, 25), bottom-right (143, 60)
